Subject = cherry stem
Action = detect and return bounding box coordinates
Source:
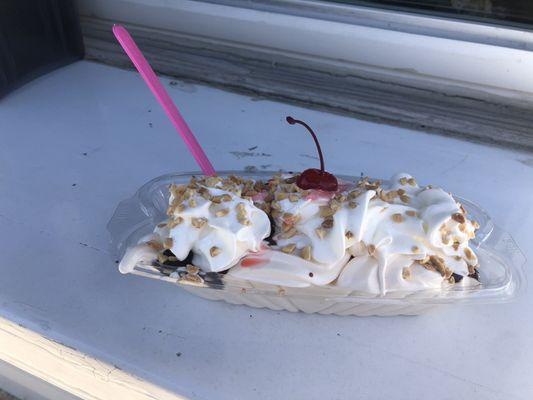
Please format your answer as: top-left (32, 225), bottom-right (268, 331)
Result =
top-left (286, 116), bottom-right (325, 172)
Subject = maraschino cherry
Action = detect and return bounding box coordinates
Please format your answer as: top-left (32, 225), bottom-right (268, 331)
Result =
top-left (286, 116), bottom-right (338, 192)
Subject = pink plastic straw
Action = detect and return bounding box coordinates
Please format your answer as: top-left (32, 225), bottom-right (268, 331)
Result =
top-left (112, 24), bottom-right (216, 176)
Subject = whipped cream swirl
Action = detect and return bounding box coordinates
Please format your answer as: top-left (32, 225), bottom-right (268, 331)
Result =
top-left (337, 173), bottom-right (479, 294)
top-left (165, 181), bottom-right (270, 272)
top-left (235, 173), bottom-right (479, 293)
top-left (120, 173), bottom-right (480, 295)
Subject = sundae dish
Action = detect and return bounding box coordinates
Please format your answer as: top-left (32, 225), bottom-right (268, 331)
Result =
top-left (119, 118), bottom-right (482, 297)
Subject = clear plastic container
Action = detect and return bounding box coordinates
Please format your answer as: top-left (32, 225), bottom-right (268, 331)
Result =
top-left (107, 171), bottom-right (527, 316)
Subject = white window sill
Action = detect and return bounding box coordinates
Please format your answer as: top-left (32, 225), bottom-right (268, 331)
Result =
top-left (0, 61), bottom-right (532, 400)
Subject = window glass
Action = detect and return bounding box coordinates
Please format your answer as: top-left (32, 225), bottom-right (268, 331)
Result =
top-left (328, 1), bottom-right (533, 29)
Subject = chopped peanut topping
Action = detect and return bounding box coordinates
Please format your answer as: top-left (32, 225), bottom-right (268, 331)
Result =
top-left (391, 213), bottom-right (404, 223)
top-left (281, 243), bottom-right (296, 254)
top-left (452, 213), bottom-right (466, 224)
top-left (300, 246), bottom-right (312, 261)
top-left (215, 208), bottom-right (230, 217)
top-left (191, 217), bottom-right (208, 229)
top-left (315, 227), bottom-right (327, 239)
top-left (210, 246), bottom-right (222, 257)
top-left (164, 238), bottom-right (173, 249)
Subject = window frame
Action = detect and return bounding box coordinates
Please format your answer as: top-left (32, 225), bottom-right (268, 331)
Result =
top-left (205, 0), bottom-right (533, 51)
top-left (79, 0), bottom-right (533, 104)
top-left (79, 0), bottom-right (533, 150)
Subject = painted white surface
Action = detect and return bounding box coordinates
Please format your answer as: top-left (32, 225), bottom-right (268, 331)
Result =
top-left (0, 61), bottom-right (533, 400)
top-left (0, 316), bottom-right (179, 400)
top-left (0, 359), bottom-right (80, 400)
top-left (79, 0), bottom-right (533, 103)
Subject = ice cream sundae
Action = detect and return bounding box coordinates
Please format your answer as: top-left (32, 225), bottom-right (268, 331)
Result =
top-left (119, 117), bottom-right (481, 295)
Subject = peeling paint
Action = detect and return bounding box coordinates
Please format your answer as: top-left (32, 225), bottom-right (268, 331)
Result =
top-left (230, 151), bottom-right (272, 159)
top-left (168, 81), bottom-right (196, 93)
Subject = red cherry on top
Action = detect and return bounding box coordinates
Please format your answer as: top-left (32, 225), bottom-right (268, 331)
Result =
top-left (286, 116), bottom-right (338, 192)
top-left (297, 168), bottom-right (338, 192)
